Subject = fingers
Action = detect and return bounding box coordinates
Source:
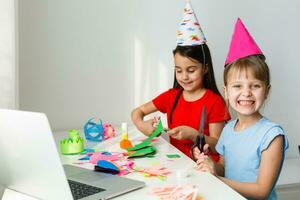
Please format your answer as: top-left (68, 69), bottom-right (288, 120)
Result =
top-left (196, 153), bottom-right (208, 164)
top-left (167, 127), bottom-right (179, 137)
top-left (196, 162), bottom-right (210, 172)
top-left (203, 144), bottom-right (210, 154)
top-left (152, 116), bottom-right (161, 127)
top-left (195, 156), bottom-right (214, 174)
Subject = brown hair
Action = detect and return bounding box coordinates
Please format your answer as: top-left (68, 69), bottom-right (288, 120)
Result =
top-left (169, 44), bottom-right (221, 124)
top-left (224, 55), bottom-right (270, 87)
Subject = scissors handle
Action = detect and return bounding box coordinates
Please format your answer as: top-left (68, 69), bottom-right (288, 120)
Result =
top-left (199, 133), bottom-right (206, 152)
top-left (191, 134), bottom-right (206, 161)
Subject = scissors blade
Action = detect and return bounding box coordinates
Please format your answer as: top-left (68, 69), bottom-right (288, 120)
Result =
top-left (199, 106), bottom-right (206, 133)
top-left (190, 106), bottom-right (206, 160)
top-left (198, 106), bottom-right (206, 151)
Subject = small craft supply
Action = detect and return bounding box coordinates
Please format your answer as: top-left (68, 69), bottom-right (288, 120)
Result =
top-left (60, 129), bottom-right (84, 155)
top-left (84, 118), bottom-right (105, 142)
top-left (119, 122), bottom-right (133, 149)
top-left (94, 160), bottom-right (121, 175)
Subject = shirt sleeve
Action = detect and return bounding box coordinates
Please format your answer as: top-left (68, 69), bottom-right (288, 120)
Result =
top-left (208, 96), bottom-right (231, 123)
top-left (152, 89), bottom-right (172, 113)
top-left (216, 127), bottom-right (227, 156)
top-left (259, 125), bottom-right (289, 154)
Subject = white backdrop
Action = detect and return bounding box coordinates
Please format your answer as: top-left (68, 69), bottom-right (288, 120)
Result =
top-left (0, 0), bottom-right (17, 109)
top-left (18, 0), bottom-right (300, 158)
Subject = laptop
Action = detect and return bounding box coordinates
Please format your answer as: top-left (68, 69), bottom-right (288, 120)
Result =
top-left (0, 109), bottom-right (145, 200)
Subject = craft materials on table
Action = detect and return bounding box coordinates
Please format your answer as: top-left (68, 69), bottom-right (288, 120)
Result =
top-left (166, 154), bottom-right (181, 159)
top-left (125, 119), bottom-right (164, 158)
top-left (119, 122), bottom-right (133, 149)
top-left (84, 118), bottom-right (116, 142)
top-left (149, 184), bottom-right (200, 200)
top-left (132, 163), bottom-right (170, 181)
top-left (60, 129), bottom-right (84, 155)
top-left (75, 150), bottom-right (134, 176)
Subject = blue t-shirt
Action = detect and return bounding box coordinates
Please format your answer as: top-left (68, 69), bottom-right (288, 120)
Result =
top-left (216, 117), bottom-right (289, 200)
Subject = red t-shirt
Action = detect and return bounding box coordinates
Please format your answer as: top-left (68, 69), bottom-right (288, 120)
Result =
top-left (152, 88), bottom-right (231, 160)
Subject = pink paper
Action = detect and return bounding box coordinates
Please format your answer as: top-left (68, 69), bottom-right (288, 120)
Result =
top-left (90, 152), bottom-right (121, 164)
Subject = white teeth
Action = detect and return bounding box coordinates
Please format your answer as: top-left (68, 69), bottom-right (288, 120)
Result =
top-left (238, 100), bottom-right (253, 105)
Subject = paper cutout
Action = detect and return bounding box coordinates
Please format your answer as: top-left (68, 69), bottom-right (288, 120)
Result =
top-left (127, 120), bottom-right (163, 151)
top-left (128, 146), bottom-right (156, 158)
top-left (95, 160), bottom-right (120, 175)
top-left (79, 156), bottom-right (90, 160)
top-left (77, 149), bottom-right (135, 176)
top-left (80, 148), bottom-right (95, 154)
top-left (60, 129), bottom-right (84, 155)
top-left (90, 152), bottom-right (121, 164)
top-left (149, 184), bottom-right (199, 200)
top-left (133, 164), bottom-right (170, 178)
top-left (166, 154), bottom-right (181, 158)
top-left (84, 118), bottom-right (105, 141)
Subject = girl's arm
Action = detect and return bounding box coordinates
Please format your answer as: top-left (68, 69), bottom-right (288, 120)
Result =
top-left (219, 135), bottom-right (284, 200)
top-left (206, 122), bottom-right (225, 154)
top-left (166, 122), bottom-right (225, 150)
top-left (131, 101), bottom-right (158, 136)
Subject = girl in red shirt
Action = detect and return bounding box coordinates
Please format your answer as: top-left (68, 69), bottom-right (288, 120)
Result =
top-left (131, 2), bottom-right (230, 160)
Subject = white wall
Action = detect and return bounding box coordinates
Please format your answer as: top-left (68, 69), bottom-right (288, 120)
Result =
top-left (0, 0), bottom-right (17, 109)
top-left (19, 0), bottom-right (300, 158)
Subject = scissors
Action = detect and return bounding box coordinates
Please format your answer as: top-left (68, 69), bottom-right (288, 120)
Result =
top-left (191, 106), bottom-right (206, 161)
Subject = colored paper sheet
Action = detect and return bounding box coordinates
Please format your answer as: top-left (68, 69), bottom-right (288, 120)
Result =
top-left (127, 120), bottom-right (163, 151)
top-left (128, 146), bottom-right (156, 158)
top-left (166, 154), bottom-right (181, 158)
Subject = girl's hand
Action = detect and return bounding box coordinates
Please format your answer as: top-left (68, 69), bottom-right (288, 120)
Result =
top-left (192, 143), bottom-right (210, 159)
top-left (196, 155), bottom-right (216, 175)
top-left (138, 118), bottom-right (157, 136)
top-left (167, 126), bottom-right (198, 140)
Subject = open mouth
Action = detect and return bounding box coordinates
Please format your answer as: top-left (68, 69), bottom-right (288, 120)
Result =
top-left (238, 100), bottom-right (254, 106)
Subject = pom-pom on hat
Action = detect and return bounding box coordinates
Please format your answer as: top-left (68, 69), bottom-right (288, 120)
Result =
top-left (225, 18), bottom-right (263, 65)
top-left (176, 0), bottom-right (206, 46)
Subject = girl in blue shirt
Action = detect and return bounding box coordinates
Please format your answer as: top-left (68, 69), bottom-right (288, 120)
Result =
top-left (194, 18), bottom-right (288, 200)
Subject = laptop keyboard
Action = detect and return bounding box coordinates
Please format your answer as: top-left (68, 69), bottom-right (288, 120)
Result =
top-left (68, 179), bottom-right (105, 200)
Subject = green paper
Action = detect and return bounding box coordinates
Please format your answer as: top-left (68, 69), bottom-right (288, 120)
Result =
top-left (128, 146), bottom-right (156, 158)
top-left (127, 120), bottom-right (163, 151)
top-left (166, 154), bottom-right (181, 158)
top-left (60, 129), bottom-right (84, 155)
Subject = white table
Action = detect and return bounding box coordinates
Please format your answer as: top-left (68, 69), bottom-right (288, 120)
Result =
top-left (54, 127), bottom-right (245, 200)
top-left (2, 127), bottom-right (245, 200)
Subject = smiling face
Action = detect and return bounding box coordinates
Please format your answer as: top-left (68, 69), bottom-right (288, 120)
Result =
top-left (224, 67), bottom-right (270, 118)
top-left (174, 53), bottom-right (207, 93)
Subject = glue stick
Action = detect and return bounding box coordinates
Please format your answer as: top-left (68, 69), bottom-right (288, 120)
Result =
top-left (120, 122), bottom-right (133, 149)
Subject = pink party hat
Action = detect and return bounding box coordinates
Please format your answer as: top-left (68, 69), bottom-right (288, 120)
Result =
top-left (176, 1), bottom-right (206, 46)
top-left (225, 18), bottom-right (263, 65)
